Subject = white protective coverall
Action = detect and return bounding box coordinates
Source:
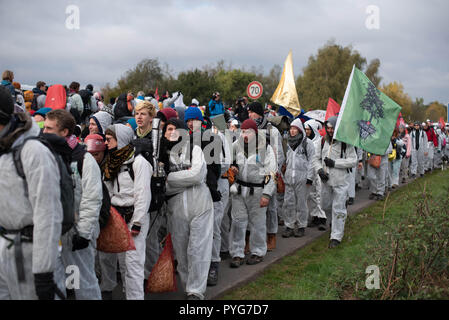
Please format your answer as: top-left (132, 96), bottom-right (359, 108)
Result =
top-left (229, 133), bottom-right (277, 258)
top-left (367, 142), bottom-right (393, 196)
top-left (259, 116), bottom-right (284, 235)
top-left (100, 124), bottom-right (152, 300)
top-left (283, 119), bottom-right (315, 230)
top-left (211, 130), bottom-right (231, 263)
top-left (410, 128), bottom-right (428, 176)
top-left (0, 118), bottom-right (66, 299)
top-left (60, 149), bottom-right (103, 300)
top-left (165, 142), bottom-right (213, 300)
top-left (304, 120), bottom-right (327, 220)
top-left (315, 130), bottom-right (357, 242)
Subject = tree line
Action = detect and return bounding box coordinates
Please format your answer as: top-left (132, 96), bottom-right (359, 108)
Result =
top-left (102, 40), bottom-right (447, 122)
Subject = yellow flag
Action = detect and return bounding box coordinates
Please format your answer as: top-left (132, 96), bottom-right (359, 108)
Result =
top-left (270, 51), bottom-right (301, 117)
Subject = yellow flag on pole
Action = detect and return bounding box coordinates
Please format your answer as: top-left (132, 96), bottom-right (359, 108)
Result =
top-left (270, 51), bottom-right (301, 117)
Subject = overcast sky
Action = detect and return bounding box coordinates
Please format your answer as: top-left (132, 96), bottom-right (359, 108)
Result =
top-left (1, 0), bottom-right (448, 105)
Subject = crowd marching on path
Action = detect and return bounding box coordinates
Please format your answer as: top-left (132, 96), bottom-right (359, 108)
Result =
top-left (1, 69), bottom-right (449, 300)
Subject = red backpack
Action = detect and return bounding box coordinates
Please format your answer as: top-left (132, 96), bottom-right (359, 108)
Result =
top-left (45, 84), bottom-right (67, 109)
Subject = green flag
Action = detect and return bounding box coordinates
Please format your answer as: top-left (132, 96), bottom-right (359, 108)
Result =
top-left (334, 66), bottom-right (402, 155)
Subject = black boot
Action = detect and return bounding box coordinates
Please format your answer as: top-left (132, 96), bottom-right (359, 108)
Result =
top-left (207, 262), bottom-right (219, 286)
top-left (318, 218), bottom-right (327, 231)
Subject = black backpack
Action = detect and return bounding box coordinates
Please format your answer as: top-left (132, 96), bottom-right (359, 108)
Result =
top-left (72, 144), bottom-right (111, 229)
top-left (79, 89), bottom-right (93, 120)
top-left (11, 133), bottom-right (75, 235)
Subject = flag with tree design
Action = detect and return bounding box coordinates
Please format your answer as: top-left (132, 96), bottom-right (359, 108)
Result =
top-left (334, 66), bottom-right (402, 155)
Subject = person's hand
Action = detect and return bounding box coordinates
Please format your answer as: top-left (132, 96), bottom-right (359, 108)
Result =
top-left (424, 152), bottom-right (428, 156)
top-left (72, 234), bottom-right (90, 252)
top-left (34, 273), bottom-right (56, 300)
top-left (324, 157), bottom-right (335, 168)
top-left (260, 197), bottom-right (270, 208)
top-left (358, 162), bottom-right (363, 170)
top-left (318, 168), bottom-right (329, 182)
top-left (131, 224), bottom-right (141, 237)
top-left (230, 166), bottom-right (239, 175)
top-left (306, 179), bottom-right (313, 186)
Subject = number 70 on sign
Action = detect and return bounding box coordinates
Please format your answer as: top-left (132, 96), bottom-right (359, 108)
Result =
top-left (247, 81), bottom-right (263, 99)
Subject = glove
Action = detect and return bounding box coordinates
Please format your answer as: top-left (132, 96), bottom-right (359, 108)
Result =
top-left (131, 224), bottom-right (141, 237)
top-left (71, 233), bottom-right (90, 252)
top-left (34, 272), bottom-right (56, 300)
top-left (306, 179), bottom-right (313, 186)
top-left (318, 168), bottom-right (329, 182)
top-left (210, 190), bottom-right (222, 202)
top-left (324, 157), bottom-right (335, 168)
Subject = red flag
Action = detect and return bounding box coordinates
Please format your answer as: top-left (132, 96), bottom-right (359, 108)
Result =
top-left (439, 117), bottom-right (446, 129)
top-left (325, 98), bottom-right (341, 121)
top-left (319, 98), bottom-right (341, 136)
top-left (155, 87), bottom-right (159, 101)
top-left (396, 112), bottom-right (405, 128)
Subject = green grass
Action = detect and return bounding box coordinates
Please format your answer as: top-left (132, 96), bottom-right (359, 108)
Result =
top-left (222, 169), bottom-right (449, 300)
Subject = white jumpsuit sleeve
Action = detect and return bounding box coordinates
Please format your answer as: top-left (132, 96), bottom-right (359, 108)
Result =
top-left (131, 155), bottom-right (153, 226)
top-left (76, 152), bottom-right (103, 240)
top-left (22, 141), bottom-right (63, 274)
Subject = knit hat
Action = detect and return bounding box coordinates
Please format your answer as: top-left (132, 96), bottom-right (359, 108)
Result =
top-left (248, 102), bottom-right (264, 117)
top-left (157, 107), bottom-right (178, 122)
top-left (241, 119), bottom-right (258, 134)
top-left (33, 107), bottom-right (52, 118)
top-left (167, 118), bottom-right (187, 130)
top-left (127, 118), bottom-right (137, 130)
top-left (184, 107), bottom-right (204, 123)
top-left (0, 86), bottom-right (14, 125)
top-left (85, 134), bottom-right (106, 152)
top-left (325, 116), bottom-right (338, 128)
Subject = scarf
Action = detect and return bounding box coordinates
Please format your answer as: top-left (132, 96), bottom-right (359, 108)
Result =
top-left (136, 127), bottom-right (151, 138)
top-left (288, 132), bottom-right (303, 151)
top-left (102, 144), bottom-right (134, 181)
top-left (65, 135), bottom-right (78, 150)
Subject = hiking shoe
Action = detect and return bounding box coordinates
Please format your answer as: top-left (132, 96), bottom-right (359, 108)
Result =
top-left (347, 197), bottom-right (354, 205)
top-left (230, 257), bottom-right (244, 268)
top-left (207, 262), bottom-right (219, 286)
top-left (246, 255), bottom-right (264, 265)
top-left (375, 194), bottom-right (385, 201)
top-left (187, 294), bottom-right (201, 300)
top-left (220, 251), bottom-right (230, 260)
top-left (308, 216), bottom-right (320, 228)
top-left (294, 227), bottom-right (305, 238)
top-left (369, 193), bottom-right (377, 200)
top-left (411, 174), bottom-right (416, 179)
top-left (282, 227), bottom-right (295, 238)
top-left (318, 218), bottom-right (327, 231)
top-left (328, 239), bottom-right (341, 249)
top-left (267, 233), bottom-right (276, 251)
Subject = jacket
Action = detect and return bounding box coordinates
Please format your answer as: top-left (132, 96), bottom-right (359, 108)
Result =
top-left (284, 120), bottom-right (315, 185)
top-left (232, 136), bottom-right (277, 199)
top-left (314, 137), bottom-right (358, 187)
top-left (0, 115), bottom-right (63, 274)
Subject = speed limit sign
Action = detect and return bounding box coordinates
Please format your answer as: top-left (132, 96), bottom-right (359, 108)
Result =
top-left (247, 81), bottom-right (263, 99)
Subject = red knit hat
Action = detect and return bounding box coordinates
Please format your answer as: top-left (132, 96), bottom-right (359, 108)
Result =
top-left (84, 134), bottom-right (106, 152)
top-left (241, 119), bottom-right (258, 134)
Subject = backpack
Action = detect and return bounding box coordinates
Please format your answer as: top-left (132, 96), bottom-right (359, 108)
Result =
top-left (44, 85), bottom-right (67, 110)
top-left (30, 93), bottom-right (41, 111)
top-left (11, 133), bottom-right (75, 235)
top-left (125, 141), bottom-right (166, 212)
top-left (72, 144), bottom-right (111, 229)
top-left (79, 89), bottom-right (93, 120)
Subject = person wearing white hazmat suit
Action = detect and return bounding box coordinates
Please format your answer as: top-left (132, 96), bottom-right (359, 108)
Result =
top-left (281, 119), bottom-right (315, 238)
top-left (229, 119), bottom-right (277, 267)
top-left (410, 122), bottom-right (428, 178)
top-left (164, 118), bottom-right (214, 300)
top-left (314, 116), bottom-right (357, 249)
top-left (304, 119), bottom-right (327, 230)
top-left (101, 124), bottom-right (152, 300)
